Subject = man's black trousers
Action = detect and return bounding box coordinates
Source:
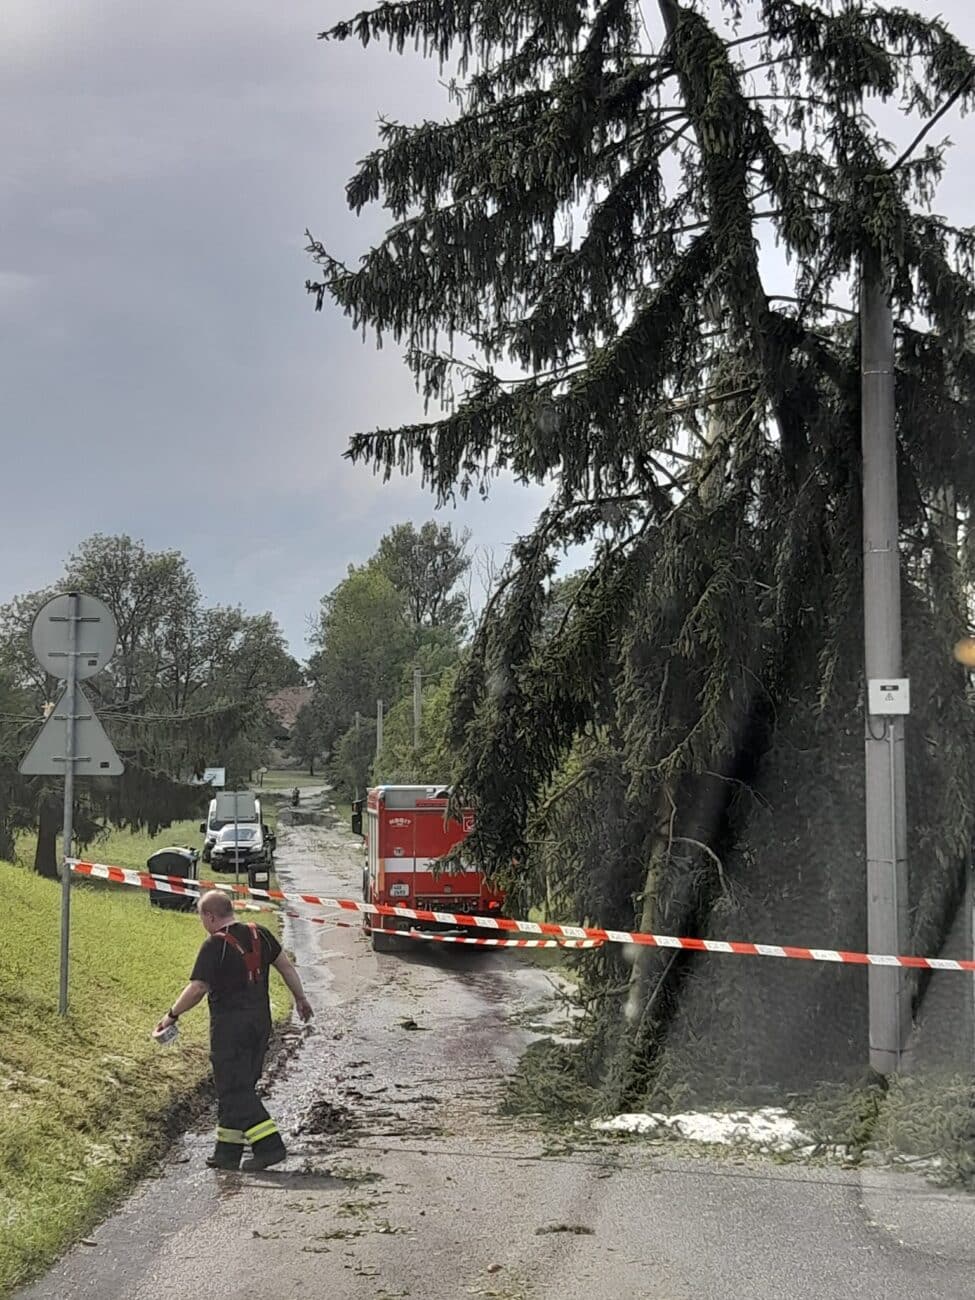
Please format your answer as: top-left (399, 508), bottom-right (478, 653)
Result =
top-left (210, 1006), bottom-right (272, 1134)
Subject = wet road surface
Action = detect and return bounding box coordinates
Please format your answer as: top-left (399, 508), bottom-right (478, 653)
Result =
top-left (18, 813), bottom-right (975, 1300)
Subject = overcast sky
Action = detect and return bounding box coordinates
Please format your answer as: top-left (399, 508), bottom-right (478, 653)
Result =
top-left (3, 1), bottom-right (973, 656)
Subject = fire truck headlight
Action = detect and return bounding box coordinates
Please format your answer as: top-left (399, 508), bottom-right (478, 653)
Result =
top-left (389, 883), bottom-right (410, 898)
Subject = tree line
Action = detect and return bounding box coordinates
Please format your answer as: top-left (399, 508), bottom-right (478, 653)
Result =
top-left (291, 521), bottom-right (476, 798)
top-left (0, 522), bottom-right (483, 878)
top-left (0, 534), bottom-right (299, 875)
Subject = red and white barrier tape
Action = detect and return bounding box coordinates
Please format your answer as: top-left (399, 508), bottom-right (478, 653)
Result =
top-left (68, 859), bottom-right (975, 972)
top-left (249, 904), bottom-right (595, 948)
top-left (404, 930), bottom-right (601, 949)
top-left (285, 913), bottom-right (597, 948)
top-left (77, 861), bottom-right (599, 948)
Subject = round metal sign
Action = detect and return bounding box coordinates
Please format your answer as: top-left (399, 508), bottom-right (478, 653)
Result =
top-left (30, 592), bottom-right (118, 681)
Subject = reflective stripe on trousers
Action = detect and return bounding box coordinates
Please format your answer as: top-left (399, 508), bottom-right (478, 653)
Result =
top-left (245, 1118), bottom-right (279, 1145)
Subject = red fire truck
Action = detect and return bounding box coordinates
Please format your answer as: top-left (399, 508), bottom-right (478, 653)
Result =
top-left (352, 785), bottom-right (504, 951)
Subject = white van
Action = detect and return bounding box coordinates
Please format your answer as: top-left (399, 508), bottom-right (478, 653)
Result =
top-left (200, 793), bottom-right (263, 862)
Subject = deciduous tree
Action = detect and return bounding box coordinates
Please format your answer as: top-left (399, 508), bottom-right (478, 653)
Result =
top-left (307, 564), bottom-right (415, 752)
top-left (0, 535), bottom-right (298, 876)
top-left (375, 521), bottom-right (471, 634)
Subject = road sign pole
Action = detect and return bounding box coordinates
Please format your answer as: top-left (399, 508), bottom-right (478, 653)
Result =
top-left (21, 590), bottom-right (121, 1015)
top-left (58, 593), bottom-right (80, 1017)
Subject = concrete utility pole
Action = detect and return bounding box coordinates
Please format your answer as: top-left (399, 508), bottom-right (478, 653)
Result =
top-left (861, 252), bottom-right (912, 1074)
top-left (413, 668), bottom-right (423, 752)
top-left (376, 698), bottom-right (384, 759)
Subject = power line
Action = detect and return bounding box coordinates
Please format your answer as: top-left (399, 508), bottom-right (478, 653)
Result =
top-left (889, 71), bottom-right (974, 173)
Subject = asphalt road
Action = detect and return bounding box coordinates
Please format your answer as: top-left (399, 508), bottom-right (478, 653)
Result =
top-left (18, 809), bottom-right (975, 1300)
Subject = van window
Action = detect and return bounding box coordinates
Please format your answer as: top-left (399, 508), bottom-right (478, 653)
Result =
top-left (209, 814), bottom-right (256, 832)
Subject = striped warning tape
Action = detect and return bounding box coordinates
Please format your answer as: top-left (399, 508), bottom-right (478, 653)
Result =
top-left (287, 914), bottom-right (595, 948)
top-left (74, 861), bottom-right (600, 948)
top-left (259, 906), bottom-right (596, 948)
top-left (68, 859), bottom-right (975, 971)
top-left (404, 931), bottom-right (602, 949)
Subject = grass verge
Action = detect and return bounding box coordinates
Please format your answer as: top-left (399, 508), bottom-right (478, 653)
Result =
top-left (14, 818), bottom-right (206, 874)
top-left (0, 861), bottom-right (212, 1296)
top-left (1, 824), bottom-right (292, 1297)
top-left (260, 769), bottom-right (322, 791)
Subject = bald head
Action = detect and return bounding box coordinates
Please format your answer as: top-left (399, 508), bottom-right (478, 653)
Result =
top-left (198, 889), bottom-right (234, 921)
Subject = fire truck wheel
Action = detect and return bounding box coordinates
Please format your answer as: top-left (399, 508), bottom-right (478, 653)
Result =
top-left (371, 927), bottom-right (399, 954)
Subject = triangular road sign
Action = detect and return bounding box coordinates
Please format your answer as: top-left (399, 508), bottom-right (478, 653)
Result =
top-left (19, 685), bottom-right (124, 777)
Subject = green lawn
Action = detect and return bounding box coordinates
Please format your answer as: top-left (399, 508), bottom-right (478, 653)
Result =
top-left (13, 818), bottom-right (207, 874)
top-left (15, 809), bottom-right (290, 870)
top-left (0, 823), bottom-right (291, 1298)
top-left (259, 768), bottom-right (323, 791)
top-left (0, 863), bottom-right (211, 1296)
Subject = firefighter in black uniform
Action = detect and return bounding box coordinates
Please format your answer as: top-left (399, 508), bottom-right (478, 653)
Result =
top-left (155, 889), bottom-right (313, 1170)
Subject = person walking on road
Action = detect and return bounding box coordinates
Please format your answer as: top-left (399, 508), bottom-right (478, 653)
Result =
top-left (154, 889), bottom-right (313, 1171)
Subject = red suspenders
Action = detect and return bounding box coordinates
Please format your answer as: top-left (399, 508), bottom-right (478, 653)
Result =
top-left (216, 924), bottom-right (263, 983)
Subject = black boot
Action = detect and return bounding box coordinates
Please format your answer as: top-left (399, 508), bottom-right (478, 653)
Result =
top-left (206, 1140), bottom-right (243, 1170)
top-left (241, 1136), bottom-right (287, 1171)
top-left (241, 1119), bottom-right (287, 1171)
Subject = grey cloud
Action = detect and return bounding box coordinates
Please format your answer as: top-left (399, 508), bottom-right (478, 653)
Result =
top-left (0, 0), bottom-right (552, 651)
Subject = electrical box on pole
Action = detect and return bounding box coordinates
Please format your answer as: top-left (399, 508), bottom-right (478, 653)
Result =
top-left (867, 680), bottom-right (910, 716)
